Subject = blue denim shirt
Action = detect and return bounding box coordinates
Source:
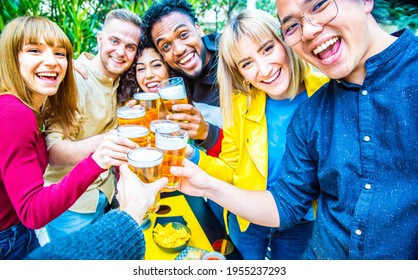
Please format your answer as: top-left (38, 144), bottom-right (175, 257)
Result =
top-left (271, 29), bottom-right (418, 259)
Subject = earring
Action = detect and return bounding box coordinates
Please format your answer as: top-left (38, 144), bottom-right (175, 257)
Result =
top-left (243, 79), bottom-right (250, 89)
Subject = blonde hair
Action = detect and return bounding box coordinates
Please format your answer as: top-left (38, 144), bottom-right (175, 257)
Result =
top-left (103, 8), bottom-right (142, 30)
top-left (0, 16), bottom-right (78, 135)
top-left (217, 9), bottom-right (307, 127)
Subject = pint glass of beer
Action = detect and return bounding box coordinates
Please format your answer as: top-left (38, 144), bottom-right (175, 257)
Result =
top-left (155, 127), bottom-right (189, 192)
top-left (117, 125), bottom-right (149, 147)
top-left (127, 147), bottom-right (164, 213)
top-left (133, 92), bottom-right (160, 129)
top-left (149, 120), bottom-right (180, 147)
top-left (116, 106), bottom-right (146, 126)
top-left (157, 77), bottom-right (188, 114)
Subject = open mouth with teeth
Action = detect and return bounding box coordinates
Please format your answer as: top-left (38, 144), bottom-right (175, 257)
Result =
top-left (313, 37), bottom-right (340, 61)
top-left (262, 69), bottom-right (281, 85)
top-left (111, 56), bottom-right (125, 64)
top-left (146, 81), bottom-right (159, 91)
top-left (179, 52), bottom-right (194, 65)
top-left (36, 72), bottom-right (58, 81)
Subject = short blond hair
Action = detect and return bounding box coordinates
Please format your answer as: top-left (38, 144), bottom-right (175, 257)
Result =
top-left (103, 8), bottom-right (142, 29)
top-left (217, 9), bottom-right (307, 127)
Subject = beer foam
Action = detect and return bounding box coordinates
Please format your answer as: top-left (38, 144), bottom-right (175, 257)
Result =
top-left (150, 121), bottom-right (180, 133)
top-left (128, 148), bottom-right (163, 168)
top-left (158, 85), bottom-right (186, 100)
top-left (134, 92), bottom-right (160, 101)
top-left (117, 125), bottom-right (148, 137)
top-left (117, 106), bottom-right (145, 118)
top-left (156, 136), bottom-right (187, 150)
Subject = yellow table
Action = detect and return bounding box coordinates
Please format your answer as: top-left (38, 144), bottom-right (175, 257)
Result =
top-left (144, 195), bottom-right (214, 260)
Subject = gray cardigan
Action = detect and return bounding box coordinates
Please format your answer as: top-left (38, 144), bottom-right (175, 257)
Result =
top-left (26, 210), bottom-right (145, 260)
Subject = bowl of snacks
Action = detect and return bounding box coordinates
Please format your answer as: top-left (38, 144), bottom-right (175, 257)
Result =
top-left (153, 222), bottom-right (191, 253)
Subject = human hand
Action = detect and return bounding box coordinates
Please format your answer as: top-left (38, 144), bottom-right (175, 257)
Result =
top-left (91, 133), bottom-right (138, 169)
top-left (116, 164), bottom-right (168, 224)
top-left (73, 59), bottom-right (88, 80)
top-left (124, 99), bottom-right (139, 107)
top-left (170, 159), bottom-right (214, 198)
top-left (166, 104), bottom-right (209, 140)
top-left (185, 144), bottom-right (195, 159)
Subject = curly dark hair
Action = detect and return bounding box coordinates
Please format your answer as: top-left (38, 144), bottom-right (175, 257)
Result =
top-left (116, 32), bottom-right (193, 106)
top-left (141, 0), bottom-right (198, 45)
top-left (117, 35), bottom-right (162, 106)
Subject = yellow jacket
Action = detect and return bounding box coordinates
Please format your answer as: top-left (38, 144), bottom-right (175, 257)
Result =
top-left (198, 67), bottom-right (329, 232)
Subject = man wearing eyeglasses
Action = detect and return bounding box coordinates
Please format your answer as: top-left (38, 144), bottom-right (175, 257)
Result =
top-left (273, 0), bottom-right (418, 259)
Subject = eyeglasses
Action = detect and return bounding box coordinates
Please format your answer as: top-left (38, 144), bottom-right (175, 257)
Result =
top-left (280, 0), bottom-right (338, 46)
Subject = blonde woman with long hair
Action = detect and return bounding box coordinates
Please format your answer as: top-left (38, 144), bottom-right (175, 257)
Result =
top-left (186, 9), bottom-right (328, 259)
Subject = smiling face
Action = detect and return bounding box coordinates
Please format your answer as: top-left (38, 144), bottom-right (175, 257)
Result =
top-left (150, 12), bottom-right (210, 79)
top-left (135, 47), bottom-right (170, 92)
top-left (97, 18), bottom-right (141, 79)
top-left (236, 36), bottom-right (291, 100)
top-left (276, 0), bottom-right (374, 83)
top-left (18, 37), bottom-right (67, 108)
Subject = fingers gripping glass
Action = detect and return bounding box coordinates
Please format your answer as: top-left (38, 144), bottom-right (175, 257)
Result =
top-left (281, 0), bottom-right (338, 46)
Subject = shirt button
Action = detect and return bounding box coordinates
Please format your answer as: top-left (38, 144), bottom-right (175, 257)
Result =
top-left (355, 229), bottom-right (362, 236)
top-left (365, 183), bottom-right (371, 190)
top-left (246, 138), bottom-right (250, 143)
top-left (362, 90), bottom-right (368, 96)
top-left (364, 135), bottom-right (371, 142)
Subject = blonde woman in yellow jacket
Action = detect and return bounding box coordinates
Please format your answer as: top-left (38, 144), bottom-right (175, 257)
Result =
top-left (186, 9), bottom-right (329, 259)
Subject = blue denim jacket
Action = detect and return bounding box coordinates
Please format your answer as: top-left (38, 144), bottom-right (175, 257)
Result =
top-left (271, 29), bottom-right (418, 259)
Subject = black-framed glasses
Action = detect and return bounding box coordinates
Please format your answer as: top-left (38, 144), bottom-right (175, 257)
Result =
top-left (281, 0), bottom-right (338, 46)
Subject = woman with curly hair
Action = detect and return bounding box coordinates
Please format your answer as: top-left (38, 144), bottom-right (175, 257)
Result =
top-left (117, 36), bottom-right (173, 106)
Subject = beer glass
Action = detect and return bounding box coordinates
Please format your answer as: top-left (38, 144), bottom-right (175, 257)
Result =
top-left (116, 106), bottom-right (146, 126)
top-left (155, 127), bottom-right (189, 192)
top-left (157, 77), bottom-right (189, 114)
top-left (133, 92), bottom-right (160, 129)
top-left (127, 147), bottom-right (164, 213)
top-left (149, 119), bottom-right (180, 148)
top-left (117, 125), bottom-right (149, 147)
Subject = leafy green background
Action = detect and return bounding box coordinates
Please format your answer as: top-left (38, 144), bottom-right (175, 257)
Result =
top-left (1, 0), bottom-right (417, 57)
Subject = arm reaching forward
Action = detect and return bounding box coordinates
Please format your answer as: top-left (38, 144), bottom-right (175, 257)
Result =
top-left (171, 159), bottom-right (280, 228)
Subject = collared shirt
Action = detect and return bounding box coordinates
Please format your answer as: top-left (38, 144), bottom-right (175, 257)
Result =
top-left (43, 52), bottom-right (119, 213)
top-left (271, 29), bottom-right (418, 259)
top-left (187, 33), bottom-right (223, 150)
top-left (191, 33), bottom-right (220, 107)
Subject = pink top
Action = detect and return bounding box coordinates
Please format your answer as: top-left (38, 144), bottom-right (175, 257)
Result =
top-left (0, 95), bottom-right (104, 230)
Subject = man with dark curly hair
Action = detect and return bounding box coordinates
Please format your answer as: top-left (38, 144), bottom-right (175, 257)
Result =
top-left (142, 0), bottom-right (225, 228)
top-left (142, 0), bottom-right (223, 158)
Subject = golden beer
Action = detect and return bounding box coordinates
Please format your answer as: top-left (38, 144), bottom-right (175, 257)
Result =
top-left (155, 128), bottom-right (189, 192)
top-left (157, 77), bottom-right (189, 115)
top-left (149, 120), bottom-right (180, 148)
top-left (127, 147), bottom-right (164, 213)
top-left (162, 97), bottom-right (189, 114)
top-left (133, 92), bottom-right (160, 129)
top-left (117, 125), bottom-right (149, 147)
top-left (116, 106), bottom-right (146, 126)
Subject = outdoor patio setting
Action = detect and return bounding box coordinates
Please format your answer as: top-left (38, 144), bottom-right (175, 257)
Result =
top-left (0, 2), bottom-right (417, 279)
